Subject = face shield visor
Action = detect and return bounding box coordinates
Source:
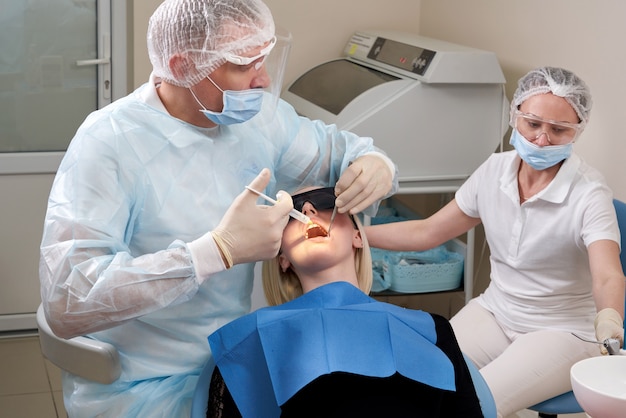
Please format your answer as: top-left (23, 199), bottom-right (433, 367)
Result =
top-left (256, 26), bottom-right (291, 117)
top-left (187, 27), bottom-right (291, 126)
top-left (205, 27), bottom-right (290, 121)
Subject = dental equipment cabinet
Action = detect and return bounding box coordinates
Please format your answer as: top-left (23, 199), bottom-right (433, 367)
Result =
top-left (282, 30), bottom-right (509, 313)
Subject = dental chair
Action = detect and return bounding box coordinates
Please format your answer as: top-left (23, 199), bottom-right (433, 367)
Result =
top-left (528, 198), bottom-right (626, 418)
top-left (464, 353), bottom-right (497, 418)
top-left (36, 303), bottom-right (121, 384)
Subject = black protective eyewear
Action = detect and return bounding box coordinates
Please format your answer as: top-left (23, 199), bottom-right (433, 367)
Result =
top-left (291, 187), bottom-right (336, 215)
top-left (292, 187), bottom-right (360, 229)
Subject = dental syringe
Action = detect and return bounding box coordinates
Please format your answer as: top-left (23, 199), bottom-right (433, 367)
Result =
top-left (245, 186), bottom-right (312, 225)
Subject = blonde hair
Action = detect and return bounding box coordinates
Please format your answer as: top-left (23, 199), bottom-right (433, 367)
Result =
top-left (262, 215), bottom-right (372, 306)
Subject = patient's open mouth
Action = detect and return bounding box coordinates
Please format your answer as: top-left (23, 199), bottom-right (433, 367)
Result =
top-left (305, 223), bottom-right (328, 239)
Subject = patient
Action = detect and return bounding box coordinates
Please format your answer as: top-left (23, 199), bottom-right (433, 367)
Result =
top-left (202, 187), bottom-right (483, 417)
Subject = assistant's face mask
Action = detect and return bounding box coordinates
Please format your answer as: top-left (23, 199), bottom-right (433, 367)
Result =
top-left (510, 129), bottom-right (573, 170)
top-left (190, 77), bottom-right (264, 125)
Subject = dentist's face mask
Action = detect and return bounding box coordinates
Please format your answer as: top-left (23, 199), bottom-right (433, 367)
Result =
top-left (194, 77), bottom-right (265, 125)
top-left (188, 30), bottom-right (291, 125)
top-left (509, 129), bottom-right (573, 170)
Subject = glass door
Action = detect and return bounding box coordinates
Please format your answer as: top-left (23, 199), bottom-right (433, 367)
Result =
top-left (0, 0), bottom-right (127, 174)
top-left (0, 0), bottom-right (127, 331)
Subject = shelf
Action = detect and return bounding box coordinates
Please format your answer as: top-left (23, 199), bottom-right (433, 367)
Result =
top-left (371, 286), bottom-right (463, 297)
top-left (369, 182), bottom-right (475, 304)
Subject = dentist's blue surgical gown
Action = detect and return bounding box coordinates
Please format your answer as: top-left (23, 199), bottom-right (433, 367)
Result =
top-left (39, 74), bottom-right (395, 417)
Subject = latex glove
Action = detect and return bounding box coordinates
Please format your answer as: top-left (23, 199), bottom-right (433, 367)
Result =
top-left (595, 308), bottom-right (624, 355)
top-left (211, 168), bottom-right (292, 268)
top-left (334, 154), bottom-right (394, 215)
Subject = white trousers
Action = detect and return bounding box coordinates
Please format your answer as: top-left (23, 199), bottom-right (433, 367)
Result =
top-left (450, 300), bottom-right (599, 418)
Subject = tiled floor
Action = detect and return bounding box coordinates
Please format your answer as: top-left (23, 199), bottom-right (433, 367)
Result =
top-left (0, 334), bottom-right (66, 418)
top-left (0, 333), bottom-right (589, 418)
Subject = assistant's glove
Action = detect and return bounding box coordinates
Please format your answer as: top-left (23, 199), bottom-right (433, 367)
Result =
top-left (595, 308), bottom-right (624, 355)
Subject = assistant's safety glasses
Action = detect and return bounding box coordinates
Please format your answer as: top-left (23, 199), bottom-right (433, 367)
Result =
top-left (513, 110), bottom-right (583, 145)
top-left (224, 36), bottom-right (277, 70)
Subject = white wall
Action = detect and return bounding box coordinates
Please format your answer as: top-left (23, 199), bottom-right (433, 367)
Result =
top-left (419, 0), bottom-right (626, 201)
top-left (263, 0), bottom-right (421, 89)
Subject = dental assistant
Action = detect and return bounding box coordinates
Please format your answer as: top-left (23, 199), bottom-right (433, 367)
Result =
top-left (38, 0), bottom-right (397, 416)
top-left (366, 67), bottom-right (624, 417)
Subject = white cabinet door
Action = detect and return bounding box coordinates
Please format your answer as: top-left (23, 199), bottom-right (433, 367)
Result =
top-left (0, 0), bottom-right (127, 331)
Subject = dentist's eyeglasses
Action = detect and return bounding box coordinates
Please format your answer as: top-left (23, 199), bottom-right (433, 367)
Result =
top-left (224, 36), bottom-right (277, 70)
top-left (513, 110), bottom-right (583, 145)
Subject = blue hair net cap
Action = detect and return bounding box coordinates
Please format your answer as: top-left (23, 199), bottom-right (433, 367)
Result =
top-left (511, 67), bottom-right (592, 126)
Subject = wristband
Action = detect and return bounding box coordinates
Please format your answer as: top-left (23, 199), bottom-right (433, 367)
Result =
top-left (211, 231), bottom-right (233, 269)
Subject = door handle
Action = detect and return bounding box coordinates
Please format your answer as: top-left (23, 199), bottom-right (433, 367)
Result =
top-left (75, 33), bottom-right (111, 100)
top-left (75, 58), bottom-right (110, 66)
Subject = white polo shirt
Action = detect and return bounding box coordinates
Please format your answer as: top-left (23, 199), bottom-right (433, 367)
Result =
top-left (456, 151), bottom-right (619, 338)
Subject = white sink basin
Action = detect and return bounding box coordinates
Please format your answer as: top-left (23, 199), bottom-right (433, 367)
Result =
top-left (571, 355), bottom-right (626, 418)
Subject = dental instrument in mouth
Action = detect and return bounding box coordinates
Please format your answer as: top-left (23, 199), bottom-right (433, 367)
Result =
top-left (245, 186), bottom-right (313, 225)
top-left (326, 205), bottom-right (338, 236)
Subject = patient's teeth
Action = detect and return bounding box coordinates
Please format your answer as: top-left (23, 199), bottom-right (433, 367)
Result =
top-left (305, 223), bottom-right (328, 239)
